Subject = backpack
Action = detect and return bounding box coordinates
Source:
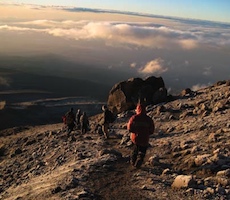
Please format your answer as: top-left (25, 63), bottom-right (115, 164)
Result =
top-left (62, 115), bottom-right (67, 124)
top-left (65, 111), bottom-right (74, 124)
top-left (107, 110), bottom-right (116, 123)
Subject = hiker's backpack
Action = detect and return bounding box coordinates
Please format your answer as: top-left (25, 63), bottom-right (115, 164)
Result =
top-left (106, 110), bottom-right (116, 123)
top-left (62, 116), bottom-right (67, 124)
top-left (65, 111), bottom-right (74, 124)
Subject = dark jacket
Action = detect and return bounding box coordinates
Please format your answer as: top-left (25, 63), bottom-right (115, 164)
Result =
top-left (80, 113), bottom-right (89, 126)
top-left (65, 110), bottom-right (75, 125)
top-left (127, 104), bottom-right (154, 146)
top-left (103, 109), bottom-right (112, 124)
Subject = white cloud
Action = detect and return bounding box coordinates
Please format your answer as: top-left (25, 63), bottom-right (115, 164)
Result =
top-left (0, 21), bottom-right (200, 50)
top-left (19, 20), bottom-right (58, 27)
top-left (138, 58), bottom-right (168, 75)
top-left (18, 20), bottom-right (88, 28)
top-left (185, 60), bottom-right (189, 65)
top-left (130, 62), bottom-right (137, 68)
top-left (191, 83), bottom-right (210, 91)
top-left (74, 22), bottom-right (199, 50)
top-left (0, 25), bottom-right (32, 31)
top-left (1, 18), bottom-right (229, 51)
top-left (203, 67), bottom-right (212, 76)
top-left (179, 39), bottom-right (198, 49)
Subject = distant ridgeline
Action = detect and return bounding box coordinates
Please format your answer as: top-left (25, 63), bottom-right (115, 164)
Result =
top-left (0, 96), bottom-right (104, 130)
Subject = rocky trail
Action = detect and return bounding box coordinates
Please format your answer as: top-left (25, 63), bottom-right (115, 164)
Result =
top-left (0, 124), bottom-right (204, 200)
top-left (1, 81), bottom-right (230, 200)
top-left (84, 136), bottom-right (203, 200)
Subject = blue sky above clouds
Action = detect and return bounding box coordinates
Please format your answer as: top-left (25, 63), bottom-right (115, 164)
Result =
top-left (3, 0), bottom-right (230, 23)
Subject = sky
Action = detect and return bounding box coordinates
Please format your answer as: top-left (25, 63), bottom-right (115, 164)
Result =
top-left (2, 0), bottom-right (230, 23)
top-left (0, 2), bottom-right (230, 94)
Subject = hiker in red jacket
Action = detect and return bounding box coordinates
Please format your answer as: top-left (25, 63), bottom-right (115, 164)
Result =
top-left (127, 103), bottom-right (155, 168)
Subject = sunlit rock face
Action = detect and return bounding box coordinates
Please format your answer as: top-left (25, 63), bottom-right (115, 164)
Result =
top-left (107, 76), bottom-right (167, 113)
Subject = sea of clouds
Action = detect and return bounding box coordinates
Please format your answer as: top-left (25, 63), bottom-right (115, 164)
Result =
top-left (0, 5), bottom-right (230, 91)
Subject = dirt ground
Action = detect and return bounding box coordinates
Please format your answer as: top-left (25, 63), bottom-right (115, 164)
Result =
top-left (79, 136), bottom-right (205, 200)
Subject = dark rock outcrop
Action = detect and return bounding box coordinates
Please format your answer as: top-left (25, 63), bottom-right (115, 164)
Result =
top-left (107, 76), bottom-right (167, 113)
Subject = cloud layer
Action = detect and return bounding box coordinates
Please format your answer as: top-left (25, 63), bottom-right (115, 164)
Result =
top-left (138, 58), bottom-right (168, 75)
top-left (0, 5), bottom-right (229, 92)
top-left (1, 18), bottom-right (229, 51)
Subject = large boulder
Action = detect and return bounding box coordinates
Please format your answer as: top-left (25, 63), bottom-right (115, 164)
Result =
top-left (107, 76), bottom-right (167, 113)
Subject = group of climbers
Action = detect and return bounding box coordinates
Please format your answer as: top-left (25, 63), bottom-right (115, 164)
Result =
top-left (63, 102), bottom-right (154, 169)
top-left (63, 108), bottom-right (89, 135)
top-left (63, 105), bottom-right (116, 138)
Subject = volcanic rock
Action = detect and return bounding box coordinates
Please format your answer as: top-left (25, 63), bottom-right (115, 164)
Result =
top-left (107, 76), bottom-right (167, 113)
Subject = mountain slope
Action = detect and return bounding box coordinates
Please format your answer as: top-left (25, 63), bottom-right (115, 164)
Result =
top-left (0, 80), bottom-right (229, 200)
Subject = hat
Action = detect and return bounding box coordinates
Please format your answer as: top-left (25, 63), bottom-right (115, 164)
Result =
top-left (102, 105), bottom-right (107, 111)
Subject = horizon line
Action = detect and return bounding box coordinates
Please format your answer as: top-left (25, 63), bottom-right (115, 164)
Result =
top-left (1, 2), bottom-right (230, 25)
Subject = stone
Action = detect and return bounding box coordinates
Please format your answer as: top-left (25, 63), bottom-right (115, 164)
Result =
top-left (149, 155), bottom-right (160, 166)
top-left (214, 80), bottom-right (226, 86)
top-left (216, 185), bottom-right (226, 195)
top-left (194, 154), bottom-right (211, 166)
top-left (216, 177), bottom-right (229, 186)
top-left (226, 80), bottom-right (230, 86)
top-left (208, 133), bottom-right (219, 142)
top-left (52, 186), bottom-right (62, 194)
top-left (107, 76), bottom-right (166, 113)
top-left (180, 88), bottom-right (192, 96)
top-left (171, 175), bottom-right (196, 188)
top-left (77, 190), bottom-right (89, 198)
top-left (141, 185), bottom-right (147, 190)
top-left (162, 168), bottom-right (171, 175)
top-left (152, 87), bottom-right (167, 105)
top-left (204, 187), bottom-right (215, 195)
top-left (216, 169), bottom-right (230, 177)
top-left (200, 103), bottom-right (208, 111)
top-left (156, 105), bottom-right (166, 114)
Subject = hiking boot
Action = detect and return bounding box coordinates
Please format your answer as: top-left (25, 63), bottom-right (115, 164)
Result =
top-left (104, 135), bottom-right (109, 139)
top-left (135, 159), bottom-right (143, 169)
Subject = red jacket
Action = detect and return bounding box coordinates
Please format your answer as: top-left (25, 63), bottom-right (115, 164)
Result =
top-left (127, 104), bottom-right (154, 146)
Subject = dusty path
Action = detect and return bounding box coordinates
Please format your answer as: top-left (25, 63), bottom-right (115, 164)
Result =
top-left (86, 158), bottom-right (145, 200)
top-left (84, 137), bottom-right (152, 200)
top-left (81, 136), bottom-right (184, 200)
